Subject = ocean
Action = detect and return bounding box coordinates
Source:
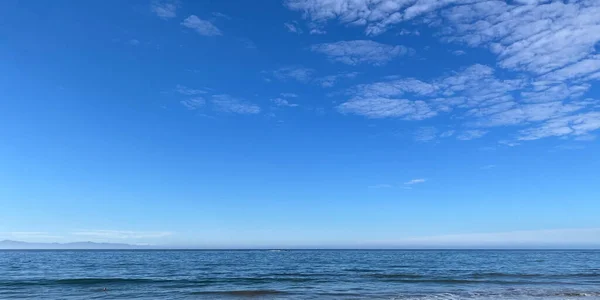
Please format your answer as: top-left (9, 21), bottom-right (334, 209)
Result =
top-left (0, 250), bottom-right (598, 299)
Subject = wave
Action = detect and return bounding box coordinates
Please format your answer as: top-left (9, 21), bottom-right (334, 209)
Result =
top-left (367, 273), bottom-right (425, 279)
top-left (392, 291), bottom-right (600, 299)
top-left (0, 278), bottom-right (163, 286)
top-left (0, 276), bottom-right (316, 287)
top-left (471, 272), bottom-right (600, 278)
top-left (370, 278), bottom-right (570, 284)
top-left (189, 289), bottom-right (287, 296)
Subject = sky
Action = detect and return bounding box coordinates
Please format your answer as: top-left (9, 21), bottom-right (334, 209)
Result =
top-left (1, 0), bottom-right (599, 248)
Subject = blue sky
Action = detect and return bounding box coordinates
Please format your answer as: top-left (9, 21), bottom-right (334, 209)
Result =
top-left (1, 0), bottom-right (599, 248)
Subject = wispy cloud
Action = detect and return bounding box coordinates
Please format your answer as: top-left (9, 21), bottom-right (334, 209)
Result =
top-left (284, 21), bottom-right (303, 34)
top-left (212, 12), bottom-right (231, 19)
top-left (175, 84), bottom-right (208, 96)
top-left (309, 28), bottom-right (326, 35)
top-left (414, 127), bottom-right (438, 142)
top-left (181, 15), bottom-right (222, 36)
top-left (72, 230), bottom-right (172, 239)
top-left (280, 93), bottom-right (298, 98)
top-left (440, 130), bottom-right (455, 138)
top-left (404, 178), bottom-right (426, 185)
top-left (128, 39), bottom-right (140, 46)
top-left (211, 94), bottom-right (261, 114)
top-left (340, 64), bottom-right (521, 121)
top-left (518, 112), bottom-right (600, 141)
top-left (498, 140), bottom-right (520, 147)
top-left (271, 98), bottom-right (299, 108)
top-left (452, 50), bottom-right (466, 56)
top-left (481, 164), bottom-right (496, 170)
top-left (180, 97), bottom-right (205, 110)
top-left (368, 184), bottom-right (392, 189)
top-left (397, 29), bottom-right (420, 36)
top-left (316, 72), bottom-right (359, 88)
top-left (338, 98), bottom-right (436, 120)
top-left (311, 40), bottom-right (413, 66)
top-left (457, 130), bottom-right (487, 141)
top-left (268, 66), bottom-right (315, 83)
top-left (151, 0), bottom-right (179, 19)
top-left (0, 231), bottom-right (63, 240)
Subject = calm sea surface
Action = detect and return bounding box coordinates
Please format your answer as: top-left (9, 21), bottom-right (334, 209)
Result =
top-left (0, 250), bottom-right (599, 299)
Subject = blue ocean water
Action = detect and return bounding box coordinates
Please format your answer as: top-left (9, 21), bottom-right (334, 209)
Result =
top-left (0, 250), bottom-right (598, 299)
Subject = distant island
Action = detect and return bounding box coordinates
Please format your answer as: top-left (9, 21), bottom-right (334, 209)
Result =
top-left (0, 240), bottom-right (152, 250)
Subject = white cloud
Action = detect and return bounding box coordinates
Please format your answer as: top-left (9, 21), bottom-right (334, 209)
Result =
top-left (285, 0), bottom-right (495, 36)
top-left (180, 97), bottom-right (205, 110)
top-left (286, 0), bottom-right (600, 81)
top-left (128, 39), bottom-right (140, 46)
top-left (414, 127), bottom-right (438, 142)
top-left (338, 63), bottom-right (600, 141)
top-left (521, 82), bottom-right (590, 103)
top-left (397, 29), bottom-right (420, 36)
top-left (368, 184), bottom-right (392, 189)
top-left (338, 97), bottom-right (436, 120)
top-left (310, 28), bottom-right (326, 35)
top-left (404, 178), bottom-right (426, 185)
top-left (340, 64), bottom-right (521, 120)
top-left (72, 230), bottom-right (172, 239)
top-left (271, 98), bottom-right (299, 108)
top-left (316, 72), bottom-right (359, 87)
top-left (457, 130), bottom-right (487, 141)
top-left (518, 111), bottom-right (600, 140)
top-left (151, 0), bottom-right (178, 19)
top-left (285, 0), bottom-right (600, 81)
top-left (211, 94), bottom-right (261, 114)
top-left (181, 15), bottom-right (222, 36)
top-left (474, 100), bottom-right (591, 127)
top-left (286, 0), bottom-right (600, 142)
top-left (442, 1), bottom-right (600, 78)
top-left (284, 21), bottom-right (303, 34)
top-left (280, 93), bottom-right (298, 98)
top-left (175, 84), bottom-right (207, 96)
top-left (452, 50), bottom-right (466, 56)
top-left (440, 130), bottom-right (455, 138)
top-left (311, 40), bottom-right (413, 66)
top-left (498, 140), bottom-right (520, 147)
top-left (269, 66), bottom-right (315, 82)
top-left (212, 12), bottom-right (231, 19)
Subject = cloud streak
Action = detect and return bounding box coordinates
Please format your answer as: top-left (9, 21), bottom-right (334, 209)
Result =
top-left (267, 66), bottom-right (315, 83)
top-left (284, 21), bottom-right (303, 34)
top-left (211, 95), bottom-right (261, 114)
top-left (404, 178), bottom-right (426, 185)
top-left (311, 40), bottom-right (412, 66)
top-left (151, 0), bottom-right (178, 19)
top-left (271, 98), bottom-right (299, 108)
top-left (181, 15), bottom-right (222, 36)
top-left (316, 72), bottom-right (359, 88)
top-left (71, 230), bottom-right (173, 239)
